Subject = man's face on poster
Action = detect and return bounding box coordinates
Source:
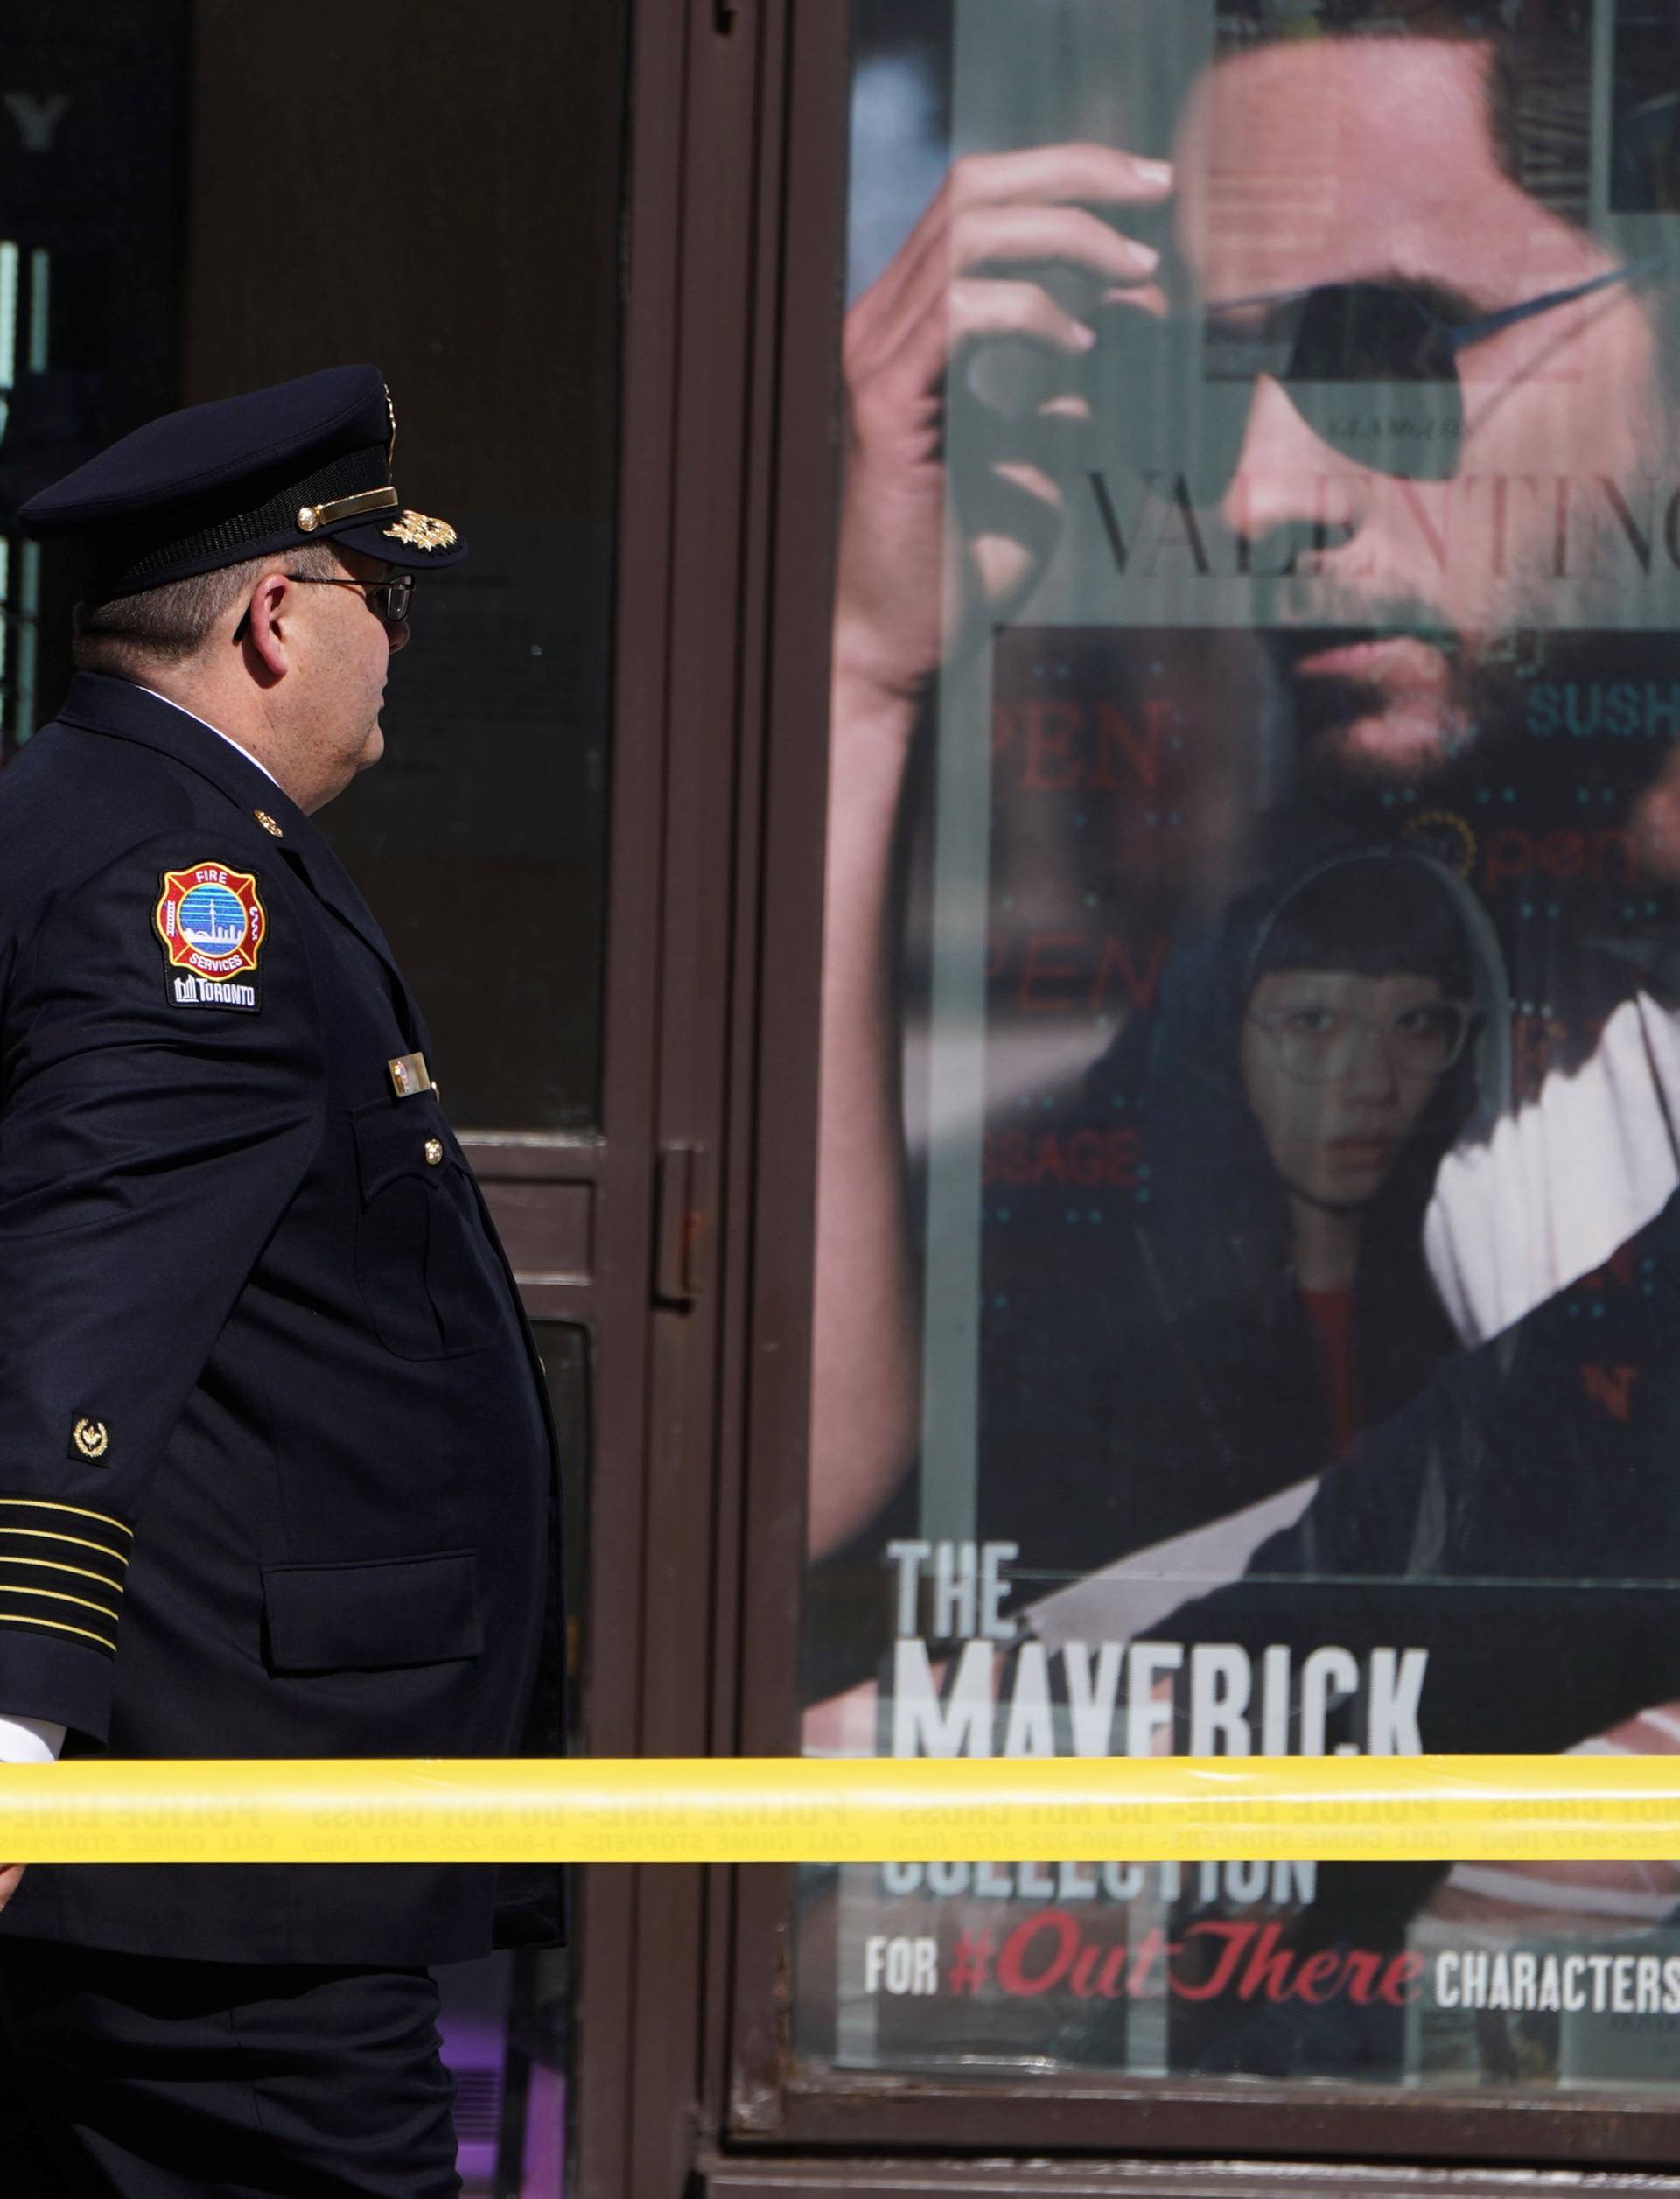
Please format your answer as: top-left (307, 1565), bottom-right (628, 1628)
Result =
top-left (1172, 36), bottom-right (1668, 784)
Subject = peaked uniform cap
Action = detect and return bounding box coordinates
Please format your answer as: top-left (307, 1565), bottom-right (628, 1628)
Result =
top-left (17, 364), bottom-right (466, 600)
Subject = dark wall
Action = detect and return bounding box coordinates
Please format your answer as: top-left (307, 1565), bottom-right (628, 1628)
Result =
top-left (181, 2), bottom-right (626, 1128)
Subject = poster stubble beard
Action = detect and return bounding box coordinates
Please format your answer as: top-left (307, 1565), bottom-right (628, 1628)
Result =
top-left (1273, 620), bottom-right (1680, 854)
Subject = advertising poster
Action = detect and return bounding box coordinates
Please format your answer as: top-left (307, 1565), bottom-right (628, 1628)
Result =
top-left (800, 0), bottom-right (1680, 2090)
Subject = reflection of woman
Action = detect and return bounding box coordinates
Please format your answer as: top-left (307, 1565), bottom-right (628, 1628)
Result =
top-left (979, 851), bottom-right (1506, 2083)
top-left (1235, 863), bottom-right (1480, 1454)
top-left (977, 849), bottom-right (1503, 1591)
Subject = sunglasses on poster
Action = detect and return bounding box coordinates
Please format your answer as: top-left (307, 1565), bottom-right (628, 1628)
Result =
top-left (1086, 254), bottom-right (1668, 487)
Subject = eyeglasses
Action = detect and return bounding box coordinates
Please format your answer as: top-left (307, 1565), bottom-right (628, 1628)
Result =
top-left (1247, 998), bottom-right (1475, 1084)
top-left (1106, 256), bottom-right (1662, 487)
top-left (284, 573), bottom-right (414, 627)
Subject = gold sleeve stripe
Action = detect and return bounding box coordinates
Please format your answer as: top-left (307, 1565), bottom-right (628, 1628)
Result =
top-left (0, 1583), bottom-right (119, 1622)
top-left (0, 1528), bottom-right (128, 1568)
top-left (0, 1499), bottom-right (132, 1539)
top-left (0, 1610), bottom-right (116, 1651)
top-left (0, 1554), bottom-right (124, 1593)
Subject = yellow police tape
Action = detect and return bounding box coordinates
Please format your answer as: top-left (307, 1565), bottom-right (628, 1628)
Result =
top-left (0, 1757), bottom-right (1673, 1863)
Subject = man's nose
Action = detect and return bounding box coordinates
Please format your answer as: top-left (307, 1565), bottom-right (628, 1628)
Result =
top-left (1216, 375), bottom-right (1368, 560)
top-left (386, 617), bottom-right (410, 655)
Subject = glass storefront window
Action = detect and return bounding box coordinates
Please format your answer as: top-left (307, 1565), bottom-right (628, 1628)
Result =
top-left (801, 0), bottom-right (1680, 2098)
top-left (0, 2), bottom-right (189, 752)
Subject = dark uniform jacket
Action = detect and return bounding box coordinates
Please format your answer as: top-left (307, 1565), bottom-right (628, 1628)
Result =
top-left (0, 672), bottom-right (563, 1966)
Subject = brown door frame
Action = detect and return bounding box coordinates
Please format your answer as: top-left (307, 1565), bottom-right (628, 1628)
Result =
top-left (695, 2167), bottom-right (1680, 2199)
top-left (469, 0), bottom-right (817, 2194)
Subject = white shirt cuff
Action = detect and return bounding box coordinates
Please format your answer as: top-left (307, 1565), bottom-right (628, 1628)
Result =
top-left (0, 1715), bottom-right (65, 1763)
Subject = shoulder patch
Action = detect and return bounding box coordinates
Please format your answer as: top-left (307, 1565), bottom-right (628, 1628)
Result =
top-left (154, 862), bottom-right (266, 1012)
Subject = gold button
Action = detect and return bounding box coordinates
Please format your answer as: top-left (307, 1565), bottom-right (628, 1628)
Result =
top-left (254, 809), bottom-right (284, 838)
top-left (424, 1138), bottom-right (444, 1166)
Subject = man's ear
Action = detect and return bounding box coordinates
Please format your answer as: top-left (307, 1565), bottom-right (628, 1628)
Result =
top-left (238, 568), bottom-right (293, 680)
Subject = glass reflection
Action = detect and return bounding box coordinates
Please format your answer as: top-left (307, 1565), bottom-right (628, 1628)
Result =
top-left (804, 0), bottom-right (1680, 2091)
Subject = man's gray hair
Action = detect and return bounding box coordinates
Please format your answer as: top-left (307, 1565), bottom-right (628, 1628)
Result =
top-left (71, 541), bottom-right (348, 679)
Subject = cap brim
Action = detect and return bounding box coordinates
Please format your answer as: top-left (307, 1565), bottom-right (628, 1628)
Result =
top-left (330, 511), bottom-right (467, 569)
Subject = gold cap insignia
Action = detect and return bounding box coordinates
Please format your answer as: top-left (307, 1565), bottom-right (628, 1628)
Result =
top-left (254, 810), bottom-right (284, 839)
top-left (72, 1418), bottom-right (109, 1461)
top-left (383, 509), bottom-right (458, 552)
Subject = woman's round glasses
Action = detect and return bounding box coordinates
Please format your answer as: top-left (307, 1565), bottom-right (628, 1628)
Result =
top-left (1247, 998), bottom-right (1474, 1084)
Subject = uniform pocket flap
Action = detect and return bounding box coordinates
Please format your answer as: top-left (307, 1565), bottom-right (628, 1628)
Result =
top-left (262, 1551), bottom-right (482, 1673)
top-left (353, 1092), bottom-right (453, 1201)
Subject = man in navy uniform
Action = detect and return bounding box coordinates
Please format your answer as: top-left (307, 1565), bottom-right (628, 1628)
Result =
top-left (0, 365), bottom-right (563, 2195)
